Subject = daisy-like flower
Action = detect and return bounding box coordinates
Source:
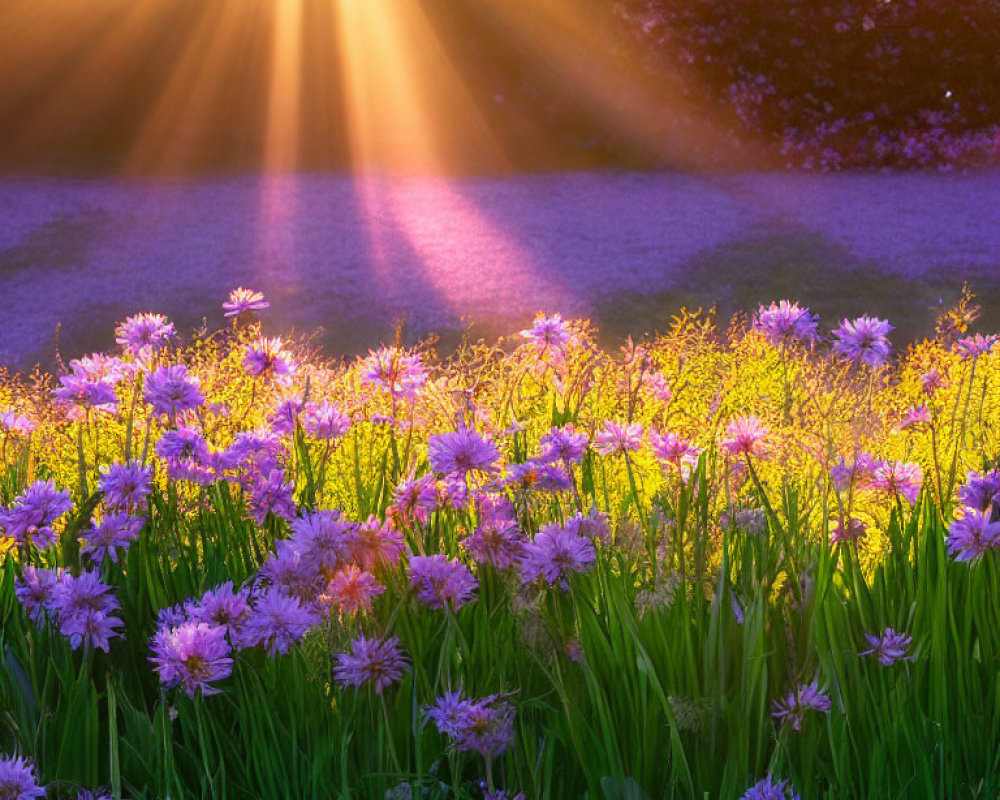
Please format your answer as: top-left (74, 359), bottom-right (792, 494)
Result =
top-left (0, 480), bottom-right (74, 550)
top-left (244, 338), bottom-right (295, 378)
top-left (592, 421), bottom-right (642, 456)
top-left (504, 460), bottom-right (573, 494)
top-left (190, 582), bottom-right (250, 640)
top-left (52, 374), bottom-right (119, 414)
top-left (223, 287), bottom-right (269, 317)
top-left (870, 459), bottom-right (923, 506)
top-left (957, 470), bottom-right (1000, 512)
top-left (860, 627), bottom-right (914, 666)
top-left (360, 347), bottom-right (428, 399)
top-left (946, 508), bottom-right (1000, 563)
top-left (408, 554), bottom-right (478, 611)
top-left (14, 566), bottom-right (63, 623)
top-left (302, 403), bottom-right (352, 440)
top-left (463, 518), bottom-right (526, 569)
top-left (334, 635), bottom-right (409, 694)
top-left (342, 516), bottom-right (405, 571)
top-left (651, 430), bottom-right (702, 479)
top-left (98, 461), bottom-right (153, 510)
top-left (80, 513), bottom-right (144, 564)
top-left (520, 523), bottom-right (596, 586)
top-left (720, 415), bottom-right (768, 459)
top-left (240, 589), bottom-right (319, 656)
top-left (954, 333), bottom-right (998, 360)
top-left (427, 693), bottom-right (515, 757)
top-left (829, 453), bottom-right (876, 493)
top-left (0, 754), bottom-right (46, 799)
top-left (537, 424), bottom-right (588, 464)
top-left (740, 775), bottom-right (801, 800)
top-left (267, 397), bottom-right (303, 436)
top-left (144, 365), bottom-right (204, 419)
top-left (115, 313), bottom-right (175, 356)
top-left (753, 300), bottom-right (819, 346)
top-left (149, 621), bottom-right (233, 697)
top-left (831, 316), bottom-right (893, 367)
top-left (0, 409), bottom-right (36, 436)
top-left (771, 680), bottom-right (831, 731)
top-left (246, 469), bottom-right (297, 524)
top-left (519, 314), bottom-right (573, 355)
top-left (49, 570), bottom-right (123, 652)
top-left (320, 565), bottom-right (385, 615)
top-left (428, 428), bottom-right (500, 476)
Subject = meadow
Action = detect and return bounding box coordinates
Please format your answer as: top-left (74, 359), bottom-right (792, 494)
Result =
top-left (2, 287), bottom-right (1000, 799)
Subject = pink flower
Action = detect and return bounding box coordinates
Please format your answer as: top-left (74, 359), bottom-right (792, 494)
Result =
top-left (721, 416), bottom-right (769, 459)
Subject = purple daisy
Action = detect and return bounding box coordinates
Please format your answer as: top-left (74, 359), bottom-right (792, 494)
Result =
top-left (463, 518), bottom-right (526, 569)
top-left (592, 421), bottom-right (643, 456)
top-left (957, 470), bottom-right (1000, 512)
top-left (720, 415), bottom-right (769, 459)
top-left (408, 554), bottom-right (478, 611)
top-left (244, 338), bottom-right (295, 378)
top-left (80, 513), bottom-right (144, 564)
top-left (115, 313), bottom-right (175, 356)
top-left (771, 680), bottom-right (831, 731)
top-left (144, 365), bottom-right (204, 419)
top-left (537, 424), bottom-right (588, 464)
top-left (239, 589), bottom-right (319, 656)
top-left (223, 287), bottom-right (270, 317)
top-left (870, 459), bottom-right (923, 506)
top-left (361, 347), bottom-right (428, 399)
top-left (427, 693), bottom-right (515, 757)
top-left (831, 316), bottom-right (893, 367)
top-left (860, 627), bottom-right (914, 667)
top-left (0, 754), bottom-right (46, 799)
top-left (1, 480), bottom-right (73, 550)
top-left (954, 334), bottom-right (998, 360)
top-left (519, 314), bottom-right (573, 355)
top-left (740, 775), bottom-right (801, 800)
top-left (98, 461), bottom-right (153, 511)
top-left (946, 508), bottom-right (1000, 563)
top-left (334, 634), bottom-right (409, 694)
top-left (302, 403), bottom-right (352, 440)
top-left (753, 300), bottom-right (820, 346)
top-left (428, 428), bottom-right (500, 476)
top-left (150, 621), bottom-right (233, 697)
top-left (520, 522), bottom-right (596, 586)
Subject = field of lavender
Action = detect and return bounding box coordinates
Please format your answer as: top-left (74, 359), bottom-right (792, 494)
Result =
top-left (2, 288), bottom-right (1000, 799)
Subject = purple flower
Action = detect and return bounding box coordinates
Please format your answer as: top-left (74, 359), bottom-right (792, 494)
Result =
top-left (954, 334), bottom-right (998, 360)
top-left (946, 508), bottom-right (1000, 563)
top-left (427, 693), bottom-right (515, 757)
top-left (190, 582), bottom-right (250, 640)
top-left (0, 410), bottom-right (36, 436)
top-left (150, 621), bottom-right (233, 697)
top-left (267, 397), bottom-right (303, 436)
top-left (860, 628), bottom-right (914, 667)
top-left (830, 453), bottom-right (876, 493)
top-left (592, 421), bottom-right (642, 456)
top-left (334, 635), bottom-right (409, 694)
top-left (463, 518), bottom-right (526, 569)
top-left (259, 540), bottom-right (321, 600)
top-left (0, 480), bottom-right (73, 550)
top-left (504, 460), bottom-right (573, 494)
top-left (428, 428), bottom-right (500, 476)
top-left (740, 775), bottom-right (801, 800)
top-left (302, 403), bottom-right (352, 440)
top-left (870, 460), bottom-right (923, 506)
top-left (832, 316), bottom-right (893, 367)
top-left (538, 424), bottom-right (588, 464)
top-left (361, 347), bottom-right (428, 399)
top-left (341, 517), bottom-right (405, 571)
top-left (753, 300), bottom-right (819, 346)
top-left (721, 415), bottom-right (768, 459)
top-left (98, 461), bottom-right (153, 510)
top-left (144, 365), bottom-right (204, 419)
top-left (957, 470), bottom-right (1000, 512)
top-left (320, 566), bottom-right (385, 615)
top-left (53, 374), bottom-right (118, 414)
top-left (0, 754), bottom-right (46, 799)
top-left (520, 523), bottom-right (596, 586)
top-left (563, 509), bottom-right (610, 543)
top-left (81, 513), bottom-right (144, 564)
top-left (519, 314), bottom-right (573, 355)
top-left (240, 589), bottom-right (319, 656)
top-left (829, 517), bottom-right (868, 546)
top-left (408, 555), bottom-right (478, 611)
top-left (651, 430), bottom-right (702, 480)
top-left (115, 313), bottom-right (175, 356)
top-left (14, 566), bottom-right (62, 623)
top-left (771, 680), bottom-right (831, 731)
top-left (59, 607), bottom-right (123, 653)
top-left (223, 287), bottom-right (269, 317)
top-left (69, 353), bottom-right (131, 384)
top-left (49, 570), bottom-right (122, 652)
top-left (246, 469), bottom-right (297, 524)
top-left (244, 338), bottom-right (295, 378)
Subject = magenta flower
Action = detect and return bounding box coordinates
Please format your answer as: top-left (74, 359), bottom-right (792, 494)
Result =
top-left (651, 430), bottom-right (702, 479)
top-left (831, 316), bottom-right (893, 367)
top-left (519, 314), bottom-right (573, 355)
top-left (870, 459), bottom-right (923, 506)
top-left (334, 635), bottom-right (409, 694)
top-left (946, 508), bottom-right (1000, 563)
top-left (771, 680), bottom-right (831, 731)
top-left (98, 461), bottom-right (153, 510)
top-left (919, 368), bottom-right (944, 396)
top-left (0, 754), bottom-right (46, 799)
top-left (520, 523), bottom-right (596, 586)
top-left (361, 347), bottom-right (427, 398)
top-left (246, 469), bottom-right (297, 524)
top-left (428, 428), bottom-right (500, 476)
top-left (115, 313), bottom-right (175, 356)
top-left (240, 589), bottom-right (319, 656)
top-left (320, 566), bottom-right (385, 615)
top-left (342, 516), bottom-right (405, 571)
top-left (150, 621), bottom-right (233, 697)
top-left (223, 287), bottom-right (269, 317)
top-left (860, 628), bottom-right (914, 666)
top-left (408, 554), bottom-right (478, 611)
top-left (897, 403), bottom-right (931, 430)
top-left (144, 365), bottom-right (204, 418)
top-left (244, 338), bottom-right (295, 378)
top-left (954, 334), bottom-right (998, 360)
top-left (721, 415), bottom-right (769, 459)
top-left (538, 424), bottom-right (588, 464)
top-left (0, 410), bottom-right (36, 436)
top-left (753, 300), bottom-right (819, 346)
top-left (593, 421), bottom-right (643, 456)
